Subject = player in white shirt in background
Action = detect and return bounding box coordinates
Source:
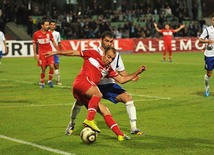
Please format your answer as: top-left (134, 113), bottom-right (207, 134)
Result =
top-left (0, 30), bottom-right (8, 64)
top-left (66, 31), bottom-right (144, 135)
top-left (49, 20), bottom-right (62, 85)
top-left (199, 14), bottom-right (214, 97)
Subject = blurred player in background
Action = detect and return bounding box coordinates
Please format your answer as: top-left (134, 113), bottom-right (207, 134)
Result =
top-left (154, 23), bottom-right (185, 62)
top-left (44, 47), bottom-right (147, 141)
top-left (33, 19), bottom-right (59, 88)
top-left (199, 14), bottom-right (214, 97)
top-left (0, 30), bottom-right (8, 64)
top-left (49, 20), bottom-right (62, 85)
top-left (66, 31), bottom-right (145, 136)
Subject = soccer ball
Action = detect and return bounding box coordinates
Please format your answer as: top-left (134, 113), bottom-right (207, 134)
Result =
top-left (80, 127), bottom-right (97, 144)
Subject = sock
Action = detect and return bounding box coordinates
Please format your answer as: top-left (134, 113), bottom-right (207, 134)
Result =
top-left (87, 96), bottom-right (101, 120)
top-left (204, 74), bottom-right (210, 86)
top-left (70, 101), bottom-right (82, 126)
top-left (104, 115), bottom-right (124, 136)
top-left (125, 101), bottom-right (137, 131)
top-left (55, 69), bottom-right (60, 81)
top-left (40, 73), bottom-right (45, 83)
top-left (49, 69), bottom-right (54, 81)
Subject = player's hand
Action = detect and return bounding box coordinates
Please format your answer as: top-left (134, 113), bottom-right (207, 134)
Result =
top-left (137, 65), bottom-right (147, 74)
top-left (34, 54), bottom-right (38, 60)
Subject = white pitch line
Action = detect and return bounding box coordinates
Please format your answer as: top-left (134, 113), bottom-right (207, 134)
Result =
top-left (130, 94), bottom-right (171, 100)
top-left (0, 134), bottom-right (75, 155)
top-left (0, 103), bottom-right (72, 109)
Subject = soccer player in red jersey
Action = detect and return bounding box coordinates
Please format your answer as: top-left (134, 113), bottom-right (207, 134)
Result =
top-left (44, 47), bottom-right (146, 141)
top-left (33, 20), bottom-right (59, 88)
top-left (154, 23), bottom-right (185, 62)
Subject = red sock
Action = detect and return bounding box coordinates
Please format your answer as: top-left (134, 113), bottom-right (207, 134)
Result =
top-left (49, 69), bottom-right (54, 81)
top-left (40, 73), bottom-right (45, 83)
top-left (87, 96), bottom-right (101, 120)
top-left (104, 115), bottom-right (124, 136)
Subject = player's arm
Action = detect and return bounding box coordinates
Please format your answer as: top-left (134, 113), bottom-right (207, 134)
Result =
top-left (174, 24), bottom-right (185, 32)
top-left (113, 65), bottom-right (146, 84)
top-left (118, 70), bottom-right (140, 81)
top-left (199, 38), bottom-right (214, 44)
top-left (32, 42), bottom-right (38, 60)
top-left (154, 22), bottom-right (161, 32)
top-left (44, 50), bottom-right (81, 57)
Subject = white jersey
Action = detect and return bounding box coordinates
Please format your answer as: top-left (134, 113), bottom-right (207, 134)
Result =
top-left (97, 47), bottom-right (125, 85)
top-left (50, 30), bottom-right (61, 51)
top-left (199, 25), bottom-right (214, 57)
top-left (0, 31), bottom-right (6, 51)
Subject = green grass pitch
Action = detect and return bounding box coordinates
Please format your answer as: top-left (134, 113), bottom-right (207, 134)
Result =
top-left (0, 52), bottom-right (214, 155)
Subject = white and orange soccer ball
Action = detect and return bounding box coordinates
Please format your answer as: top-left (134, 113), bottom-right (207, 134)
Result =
top-left (80, 127), bottom-right (97, 144)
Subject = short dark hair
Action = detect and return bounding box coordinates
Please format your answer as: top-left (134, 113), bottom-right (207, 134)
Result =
top-left (104, 46), bottom-right (116, 55)
top-left (101, 31), bottom-right (114, 40)
top-left (41, 19), bottom-right (49, 25)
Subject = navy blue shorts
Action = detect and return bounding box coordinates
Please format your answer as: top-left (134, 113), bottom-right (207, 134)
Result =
top-left (204, 56), bottom-right (214, 71)
top-left (0, 51), bottom-right (2, 58)
top-left (54, 55), bottom-right (59, 64)
top-left (98, 83), bottom-right (126, 104)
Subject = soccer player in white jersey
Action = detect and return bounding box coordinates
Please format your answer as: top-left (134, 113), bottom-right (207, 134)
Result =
top-left (0, 30), bottom-right (8, 64)
top-left (49, 20), bottom-right (62, 85)
top-left (66, 31), bottom-right (144, 135)
top-left (199, 14), bottom-right (214, 97)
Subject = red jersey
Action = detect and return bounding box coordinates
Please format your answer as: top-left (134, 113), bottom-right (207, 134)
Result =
top-left (32, 30), bottom-right (54, 55)
top-left (160, 29), bottom-right (175, 42)
top-left (78, 49), bottom-right (118, 85)
top-left (72, 50), bottom-right (118, 104)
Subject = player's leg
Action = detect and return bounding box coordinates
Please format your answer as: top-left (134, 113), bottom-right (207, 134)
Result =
top-left (65, 100), bottom-right (83, 135)
top-left (204, 57), bottom-right (214, 96)
top-left (47, 56), bottom-right (54, 88)
top-left (98, 84), bottom-right (144, 135)
top-left (82, 86), bottom-right (102, 132)
top-left (54, 55), bottom-right (61, 85)
top-left (168, 44), bottom-right (172, 62)
top-left (116, 92), bottom-right (144, 135)
top-left (97, 102), bottom-right (130, 141)
top-left (0, 51), bottom-right (2, 64)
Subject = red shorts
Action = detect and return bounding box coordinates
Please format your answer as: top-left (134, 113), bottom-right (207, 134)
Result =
top-left (38, 54), bottom-right (54, 67)
top-left (72, 75), bottom-right (96, 106)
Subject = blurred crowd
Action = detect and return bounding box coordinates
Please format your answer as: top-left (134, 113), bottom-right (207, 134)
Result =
top-left (0, 0), bottom-right (208, 39)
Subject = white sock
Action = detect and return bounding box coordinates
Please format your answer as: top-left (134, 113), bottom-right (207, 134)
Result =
top-left (204, 74), bottom-right (210, 87)
top-left (125, 101), bottom-right (137, 131)
top-left (55, 69), bottom-right (60, 81)
top-left (69, 101), bottom-right (82, 126)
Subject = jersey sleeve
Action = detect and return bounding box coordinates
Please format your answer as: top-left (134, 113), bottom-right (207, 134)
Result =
top-left (116, 53), bottom-right (125, 71)
top-left (107, 67), bottom-right (118, 78)
top-left (199, 28), bottom-right (208, 39)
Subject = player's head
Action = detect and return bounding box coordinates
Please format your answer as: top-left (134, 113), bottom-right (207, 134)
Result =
top-left (165, 23), bottom-right (170, 30)
top-left (41, 19), bottom-right (50, 31)
top-left (101, 31), bottom-right (114, 49)
top-left (49, 20), bottom-right (56, 31)
top-left (102, 46), bottom-right (116, 66)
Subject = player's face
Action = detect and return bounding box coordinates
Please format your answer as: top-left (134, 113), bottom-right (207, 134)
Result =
top-left (102, 49), bottom-right (116, 66)
top-left (42, 22), bottom-right (50, 31)
top-left (49, 22), bottom-right (56, 31)
top-left (101, 36), bottom-right (113, 49)
top-left (165, 24), bottom-right (170, 30)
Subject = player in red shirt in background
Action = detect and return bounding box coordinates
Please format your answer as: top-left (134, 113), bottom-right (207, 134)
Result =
top-left (154, 23), bottom-right (185, 62)
top-left (44, 47), bottom-right (146, 141)
top-left (33, 20), bottom-right (59, 88)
